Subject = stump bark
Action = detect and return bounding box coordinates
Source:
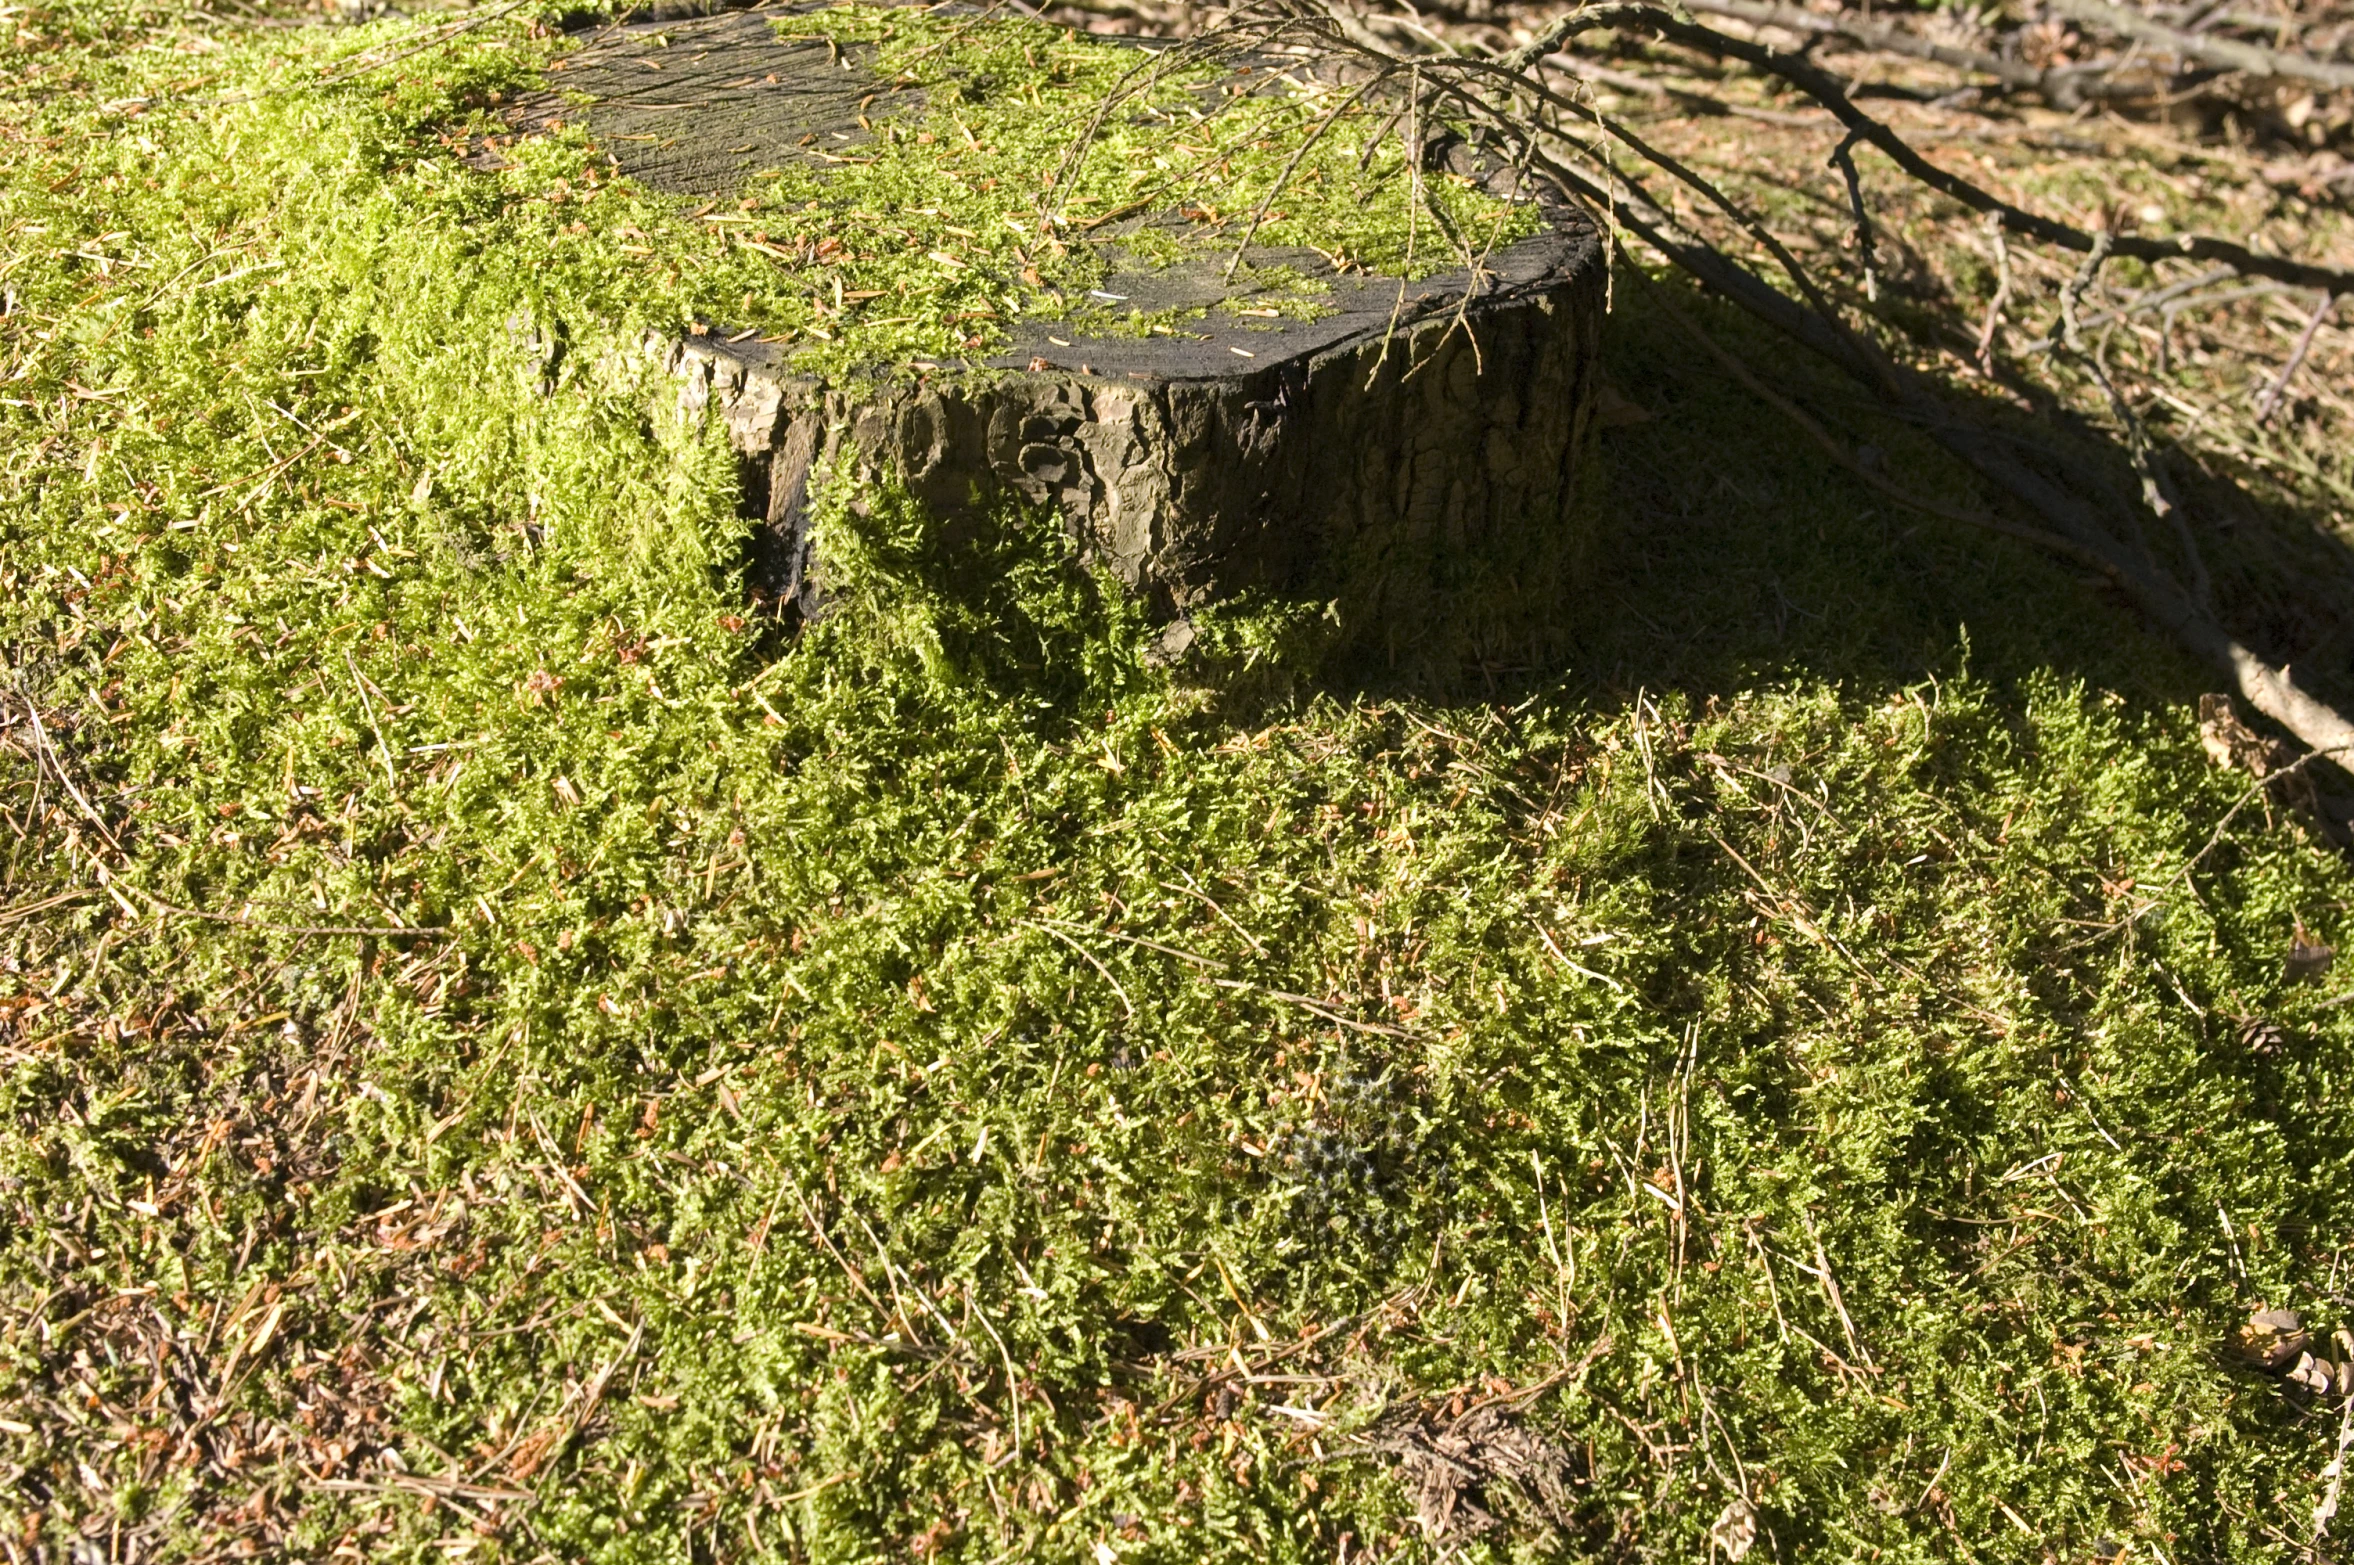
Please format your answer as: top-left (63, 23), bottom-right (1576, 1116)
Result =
top-left (517, 6), bottom-right (1606, 636)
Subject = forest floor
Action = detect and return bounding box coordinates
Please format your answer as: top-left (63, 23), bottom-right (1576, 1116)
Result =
top-left (6, 0), bottom-right (2354, 1561)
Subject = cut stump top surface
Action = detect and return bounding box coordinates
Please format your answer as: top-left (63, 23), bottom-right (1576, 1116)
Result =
top-left (503, 4), bottom-right (1606, 632)
top-left (512, 5), bottom-right (1599, 386)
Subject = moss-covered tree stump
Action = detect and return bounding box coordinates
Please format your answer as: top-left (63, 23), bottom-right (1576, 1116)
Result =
top-left (508, 4), bottom-right (1604, 635)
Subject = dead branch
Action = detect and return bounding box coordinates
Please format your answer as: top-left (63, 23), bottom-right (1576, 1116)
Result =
top-left (1539, 2), bottom-right (2354, 296)
top-left (1071, 0), bottom-right (2354, 776)
top-left (2047, 0), bottom-right (2354, 92)
top-left (2255, 289), bottom-right (2341, 425)
top-left (1672, 0), bottom-right (2146, 105)
top-left (1512, 88), bottom-right (2354, 772)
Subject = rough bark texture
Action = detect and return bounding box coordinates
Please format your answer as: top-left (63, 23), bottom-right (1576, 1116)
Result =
top-left (673, 228), bottom-right (1602, 627)
top-left (518, 5), bottom-right (1606, 633)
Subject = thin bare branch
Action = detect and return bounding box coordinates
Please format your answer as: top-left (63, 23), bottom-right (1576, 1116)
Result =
top-left (1535, 2), bottom-right (2354, 295)
top-left (1975, 214), bottom-right (2013, 374)
top-left (2255, 289), bottom-right (2341, 427)
top-left (2048, 0), bottom-right (2354, 91)
top-left (1827, 130), bottom-right (1878, 305)
top-left (1674, 0), bottom-right (2147, 105)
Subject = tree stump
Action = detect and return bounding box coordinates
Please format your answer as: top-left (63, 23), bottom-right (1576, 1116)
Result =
top-left (516, 6), bottom-right (1605, 638)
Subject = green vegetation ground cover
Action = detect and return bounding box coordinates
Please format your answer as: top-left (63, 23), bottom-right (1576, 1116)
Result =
top-left (8, 1), bottom-right (2354, 1561)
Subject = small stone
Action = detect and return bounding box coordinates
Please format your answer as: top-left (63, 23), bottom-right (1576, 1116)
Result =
top-left (1144, 616), bottom-right (1197, 669)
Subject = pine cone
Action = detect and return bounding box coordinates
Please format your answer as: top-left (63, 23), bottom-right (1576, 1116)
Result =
top-left (2237, 1015), bottom-right (2292, 1057)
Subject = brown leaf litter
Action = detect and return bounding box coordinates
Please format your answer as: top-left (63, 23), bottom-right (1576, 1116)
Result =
top-left (1369, 1399), bottom-right (1584, 1546)
top-left (2199, 693), bottom-right (2327, 824)
top-left (2287, 922), bottom-right (2337, 984)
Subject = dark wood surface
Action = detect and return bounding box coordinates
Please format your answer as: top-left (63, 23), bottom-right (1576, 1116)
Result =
top-left (517, 8), bottom-right (892, 194)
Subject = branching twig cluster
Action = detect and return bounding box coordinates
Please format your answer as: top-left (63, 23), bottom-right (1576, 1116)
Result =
top-left (1058, 0), bottom-right (2354, 786)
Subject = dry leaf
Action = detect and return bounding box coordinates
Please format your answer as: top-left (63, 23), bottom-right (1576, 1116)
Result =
top-left (2199, 695), bottom-right (2322, 816)
top-left (1592, 377), bottom-right (1653, 429)
top-left (2236, 1307), bottom-right (2312, 1371)
top-left (2288, 925), bottom-right (2336, 984)
top-left (1711, 1496), bottom-right (1759, 1561)
top-left (1375, 1401), bottom-right (1580, 1545)
top-left (2017, 15), bottom-right (2081, 66)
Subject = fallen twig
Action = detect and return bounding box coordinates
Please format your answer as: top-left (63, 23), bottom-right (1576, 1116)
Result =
top-left (2047, 0), bottom-right (2354, 92)
top-left (315, 1473), bottom-right (534, 1505)
top-left (2164, 739), bottom-right (2354, 883)
top-left (1827, 130), bottom-right (1878, 305)
top-left (1017, 916), bottom-right (1137, 1018)
top-left (1539, 2), bottom-right (2354, 295)
top-left (1974, 214), bottom-right (2012, 374)
top-left (2254, 288), bottom-right (2340, 427)
top-left (540, 1315), bottom-right (644, 1480)
top-left (1672, 0), bottom-right (2146, 105)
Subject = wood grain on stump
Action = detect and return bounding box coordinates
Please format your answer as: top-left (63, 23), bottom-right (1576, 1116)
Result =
top-left (514, 6), bottom-right (1605, 633)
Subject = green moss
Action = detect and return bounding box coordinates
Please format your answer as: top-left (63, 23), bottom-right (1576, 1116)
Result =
top-left (410, 2), bottom-right (1542, 379)
top-left (742, 6), bottom-right (1544, 372)
top-left (7, 1), bottom-right (2354, 1562)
